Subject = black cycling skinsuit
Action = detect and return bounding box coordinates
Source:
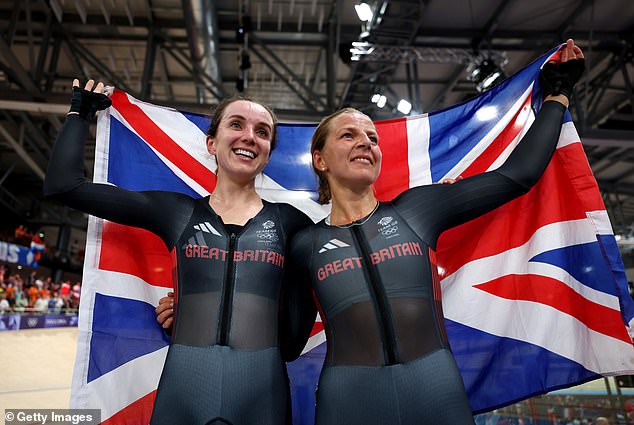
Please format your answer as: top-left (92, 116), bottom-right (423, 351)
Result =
top-left (289, 101), bottom-right (567, 425)
top-left (44, 114), bottom-right (315, 425)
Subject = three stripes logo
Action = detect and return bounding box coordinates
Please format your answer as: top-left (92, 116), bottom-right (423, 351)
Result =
top-left (183, 222), bottom-right (223, 249)
top-left (193, 222), bottom-right (222, 236)
top-left (318, 238), bottom-right (350, 254)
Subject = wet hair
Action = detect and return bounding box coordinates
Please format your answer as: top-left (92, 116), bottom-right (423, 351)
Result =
top-left (206, 95), bottom-right (278, 151)
top-left (310, 107), bottom-right (370, 205)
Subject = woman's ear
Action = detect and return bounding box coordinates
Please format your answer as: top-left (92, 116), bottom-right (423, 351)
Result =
top-left (313, 150), bottom-right (327, 172)
top-left (206, 135), bottom-right (216, 155)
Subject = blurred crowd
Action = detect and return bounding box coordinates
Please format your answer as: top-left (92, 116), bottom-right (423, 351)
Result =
top-left (0, 263), bottom-right (81, 314)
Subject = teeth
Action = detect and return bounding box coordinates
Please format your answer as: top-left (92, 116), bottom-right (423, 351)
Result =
top-left (353, 157), bottom-right (371, 164)
top-left (234, 149), bottom-right (255, 159)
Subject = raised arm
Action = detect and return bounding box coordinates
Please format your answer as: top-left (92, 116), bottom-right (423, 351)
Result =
top-left (497, 39), bottom-right (584, 187)
top-left (395, 40), bottom-right (585, 246)
top-left (43, 80), bottom-right (193, 248)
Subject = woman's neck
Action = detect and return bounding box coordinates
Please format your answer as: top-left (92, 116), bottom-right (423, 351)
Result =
top-left (328, 186), bottom-right (378, 226)
top-left (209, 177), bottom-right (263, 225)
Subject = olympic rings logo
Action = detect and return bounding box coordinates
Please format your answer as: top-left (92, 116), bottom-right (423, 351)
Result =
top-left (381, 227), bottom-right (398, 236)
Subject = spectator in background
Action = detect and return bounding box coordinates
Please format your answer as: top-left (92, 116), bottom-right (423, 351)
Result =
top-left (38, 283), bottom-right (50, 302)
top-left (14, 224), bottom-right (29, 242)
top-left (27, 270), bottom-right (37, 286)
top-left (5, 281), bottom-right (16, 307)
top-left (71, 281), bottom-right (81, 309)
top-left (72, 281), bottom-right (81, 299)
top-left (47, 277), bottom-right (57, 293)
top-left (27, 284), bottom-right (38, 307)
top-left (50, 291), bottom-right (65, 313)
top-left (13, 289), bottom-right (27, 312)
top-left (34, 291), bottom-right (49, 313)
top-left (595, 417), bottom-right (609, 425)
top-left (0, 295), bottom-right (10, 312)
top-left (61, 280), bottom-right (71, 298)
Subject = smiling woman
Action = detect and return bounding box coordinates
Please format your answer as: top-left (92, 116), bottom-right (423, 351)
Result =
top-left (43, 81), bottom-right (316, 425)
top-left (309, 107), bottom-right (381, 207)
top-left (288, 40), bottom-right (585, 425)
top-left (204, 97), bottom-right (277, 223)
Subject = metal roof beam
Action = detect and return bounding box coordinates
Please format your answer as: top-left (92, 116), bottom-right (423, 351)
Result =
top-left (250, 34), bottom-right (328, 111)
top-left (0, 36), bottom-right (42, 95)
top-left (0, 122), bottom-right (45, 180)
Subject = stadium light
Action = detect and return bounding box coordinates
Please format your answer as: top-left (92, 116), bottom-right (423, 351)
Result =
top-left (468, 58), bottom-right (506, 93)
top-left (397, 99), bottom-right (412, 115)
top-left (355, 3), bottom-right (373, 22)
top-left (376, 95), bottom-right (387, 108)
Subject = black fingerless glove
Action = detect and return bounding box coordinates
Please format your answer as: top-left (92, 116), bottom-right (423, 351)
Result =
top-left (68, 86), bottom-right (112, 121)
top-left (539, 58), bottom-right (585, 99)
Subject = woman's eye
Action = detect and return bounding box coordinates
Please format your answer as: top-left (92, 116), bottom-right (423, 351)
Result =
top-left (257, 129), bottom-right (269, 138)
top-left (230, 121), bottom-right (241, 129)
top-left (369, 136), bottom-right (378, 144)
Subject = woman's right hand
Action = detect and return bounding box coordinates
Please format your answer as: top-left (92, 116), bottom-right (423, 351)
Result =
top-left (68, 79), bottom-right (112, 120)
top-left (72, 78), bottom-right (112, 96)
top-left (540, 39), bottom-right (585, 107)
top-left (155, 291), bottom-right (175, 329)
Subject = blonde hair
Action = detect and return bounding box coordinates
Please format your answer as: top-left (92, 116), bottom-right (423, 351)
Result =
top-left (310, 108), bottom-right (370, 204)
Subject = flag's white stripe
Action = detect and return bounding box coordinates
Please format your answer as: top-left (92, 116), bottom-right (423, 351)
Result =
top-left (476, 107), bottom-right (580, 173)
top-left (521, 261), bottom-right (620, 310)
top-left (255, 173), bottom-right (330, 222)
top-left (88, 268), bottom-right (171, 306)
top-left (115, 95), bottom-right (329, 221)
top-left (110, 107), bottom-right (211, 197)
top-left (130, 94), bottom-right (215, 175)
top-left (486, 109), bottom-right (535, 171)
top-left (441, 218), bottom-right (634, 373)
top-left (302, 314), bottom-right (325, 354)
top-left (443, 219), bottom-right (619, 307)
top-left (85, 347), bottom-right (168, 421)
top-left (443, 219), bottom-right (596, 284)
top-left (94, 111), bottom-right (112, 184)
top-left (558, 121), bottom-right (580, 149)
top-left (406, 113), bottom-right (432, 186)
top-left (302, 331), bottom-right (327, 354)
top-left (444, 286), bottom-right (634, 374)
top-left (442, 219), bottom-right (619, 307)
top-left (443, 84), bottom-right (534, 180)
top-left (587, 210), bottom-right (615, 235)
top-left (71, 117), bottom-right (110, 409)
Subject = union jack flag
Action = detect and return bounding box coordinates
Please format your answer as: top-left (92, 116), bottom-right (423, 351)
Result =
top-left (70, 47), bottom-right (634, 424)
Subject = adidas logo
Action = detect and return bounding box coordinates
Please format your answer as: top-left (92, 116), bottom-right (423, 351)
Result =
top-left (318, 238), bottom-right (350, 254)
top-left (183, 222), bottom-right (222, 249)
top-left (194, 222), bottom-right (222, 236)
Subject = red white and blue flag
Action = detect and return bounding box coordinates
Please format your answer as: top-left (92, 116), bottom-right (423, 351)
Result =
top-left (70, 48), bottom-right (634, 424)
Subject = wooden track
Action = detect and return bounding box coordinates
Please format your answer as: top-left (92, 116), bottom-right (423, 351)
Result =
top-left (0, 327), bottom-right (77, 423)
